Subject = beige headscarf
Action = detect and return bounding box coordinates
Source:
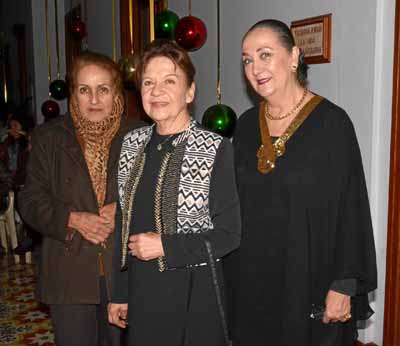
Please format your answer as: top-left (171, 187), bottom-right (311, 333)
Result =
top-left (70, 95), bottom-right (124, 208)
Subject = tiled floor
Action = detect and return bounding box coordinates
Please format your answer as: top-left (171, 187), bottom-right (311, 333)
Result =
top-left (0, 252), bottom-right (55, 346)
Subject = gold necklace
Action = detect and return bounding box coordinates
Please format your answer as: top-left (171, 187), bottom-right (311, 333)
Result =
top-left (257, 95), bottom-right (324, 174)
top-left (265, 88), bottom-right (308, 121)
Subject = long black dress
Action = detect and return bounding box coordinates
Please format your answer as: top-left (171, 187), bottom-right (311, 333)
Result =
top-left (223, 97), bottom-right (377, 346)
top-left (112, 131), bottom-right (241, 346)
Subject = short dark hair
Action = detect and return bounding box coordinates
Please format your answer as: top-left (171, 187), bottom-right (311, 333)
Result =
top-left (68, 50), bottom-right (123, 96)
top-left (244, 19), bottom-right (309, 87)
top-left (135, 39), bottom-right (196, 88)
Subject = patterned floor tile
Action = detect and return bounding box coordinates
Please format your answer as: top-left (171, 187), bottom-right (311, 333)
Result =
top-left (0, 253), bottom-right (55, 346)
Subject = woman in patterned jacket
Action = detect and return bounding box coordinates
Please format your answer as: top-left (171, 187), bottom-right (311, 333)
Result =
top-left (108, 39), bottom-right (241, 346)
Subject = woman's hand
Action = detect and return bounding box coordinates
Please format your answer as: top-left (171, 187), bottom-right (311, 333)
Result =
top-left (108, 303), bottom-right (128, 328)
top-left (100, 202), bottom-right (117, 230)
top-left (68, 211), bottom-right (113, 245)
top-left (128, 232), bottom-right (165, 260)
top-left (322, 290), bottom-right (351, 323)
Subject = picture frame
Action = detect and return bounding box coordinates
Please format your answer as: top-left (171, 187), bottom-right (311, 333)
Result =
top-left (290, 14), bottom-right (332, 64)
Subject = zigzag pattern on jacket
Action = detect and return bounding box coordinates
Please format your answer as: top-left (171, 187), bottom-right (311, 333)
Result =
top-left (118, 120), bottom-right (223, 234)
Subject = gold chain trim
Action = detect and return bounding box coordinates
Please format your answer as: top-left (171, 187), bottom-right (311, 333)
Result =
top-left (154, 152), bottom-right (172, 272)
top-left (121, 150), bottom-right (146, 269)
top-left (257, 95), bottom-right (324, 174)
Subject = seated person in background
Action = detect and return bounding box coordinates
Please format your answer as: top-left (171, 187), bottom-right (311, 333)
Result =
top-left (0, 113), bottom-right (31, 189)
top-left (0, 114), bottom-right (34, 254)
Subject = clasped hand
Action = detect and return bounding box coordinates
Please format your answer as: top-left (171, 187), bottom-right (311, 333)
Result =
top-left (128, 232), bottom-right (164, 261)
top-left (108, 303), bottom-right (128, 329)
top-left (68, 203), bottom-right (116, 245)
top-left (323, 290), bottom-right (351, 323)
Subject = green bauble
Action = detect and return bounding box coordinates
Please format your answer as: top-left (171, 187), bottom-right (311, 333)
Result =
top-left (202, 103), bottom-right (237, 138)
top-left (49, 79), bottom-right (68, 100)
top-left (118, 53), bottom-right (139, 87)
top-left (155, 10), bottom-right (179, 39)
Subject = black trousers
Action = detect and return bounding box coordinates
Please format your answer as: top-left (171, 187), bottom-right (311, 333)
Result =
top-left (50, 278), bottom-right (123, 346)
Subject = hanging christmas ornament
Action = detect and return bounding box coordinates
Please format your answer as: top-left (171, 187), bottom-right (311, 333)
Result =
top-left (202, 104), bottom-right (236, 138)
top-left (49, 79), bottom-right (68, 100)
top-left (202, 0), bottom-right (236, 137)
top-left (175, 16), bottom-right (207, 51)
top-left (71, 17), bottom-right (87, 40)
top-left (41, 99), bottom-right (60, 118)
top-left (118, 0), bottom-right (139, 86)
top-left (175, 0), bottom-right (206, 51)
top-left (49, 0), bottom-right (68, 100)
top-left (119, 54), bottom-right (139, 84)
top-left (155, 10), bottom-right (179, 39)
top-left (42, 0), bottom-right (60, 119)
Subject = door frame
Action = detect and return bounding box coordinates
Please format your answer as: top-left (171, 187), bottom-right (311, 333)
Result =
top-left (383, 0), bottom-right (400, 344)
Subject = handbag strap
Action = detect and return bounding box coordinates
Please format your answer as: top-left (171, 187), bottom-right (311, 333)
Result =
top-left (205, 239), bottom-right (232, 346)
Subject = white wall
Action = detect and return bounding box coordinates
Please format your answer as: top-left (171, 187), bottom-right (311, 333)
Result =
top-left (169, 0), bottom-right (395, 343)
top-left (367, 0), bottom-right (395, 342)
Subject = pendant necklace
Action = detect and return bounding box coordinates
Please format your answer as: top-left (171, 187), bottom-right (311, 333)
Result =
top-left (156, 134), bottom-right (173, 151)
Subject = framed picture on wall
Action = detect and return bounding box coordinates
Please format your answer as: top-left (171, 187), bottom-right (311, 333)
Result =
top-left (290, 14), bottom-right (332, 64)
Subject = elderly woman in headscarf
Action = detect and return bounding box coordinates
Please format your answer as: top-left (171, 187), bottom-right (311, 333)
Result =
top-left (19, 51), bottom-right (141, 346)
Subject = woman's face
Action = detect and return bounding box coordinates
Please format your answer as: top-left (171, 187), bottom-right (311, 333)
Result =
top-left (141, 56), bottom-right (195, 126)
top-left (75, 64), bottom-right (116, 122)
top-left (242, 27), bottom-right (299, 99)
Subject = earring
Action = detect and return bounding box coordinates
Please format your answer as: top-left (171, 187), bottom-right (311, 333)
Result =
top-left (292, 65), bottom-right (298, 71)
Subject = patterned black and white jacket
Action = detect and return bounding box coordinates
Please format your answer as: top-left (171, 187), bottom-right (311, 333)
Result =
top-left (117, 120), bottom-right (240, 271)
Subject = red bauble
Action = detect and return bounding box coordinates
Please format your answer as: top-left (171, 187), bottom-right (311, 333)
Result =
top-left (175, 16), bottom-right (207, 51)
top-left (41, 100), bottom-right (60, 119)
top-left (71, 19), bottom-right (87, 40)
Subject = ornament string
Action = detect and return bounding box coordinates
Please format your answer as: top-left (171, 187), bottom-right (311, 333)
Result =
top-left (112, 0), bottom-right (117, 62)
top-left (84, 0), bottom-right (88, 24)
top-left (45, 0), bottom-right (51, 96)
top-left (84, 0), bottom-right (89, 45)
top-left (129, 0), bottom-right (134, 54)
top-left (217, 0), bottom-right (221, 104)
top-left (149, 0), bottom-right (155, 41)
top-left (2, 63), bottom-right (7, 103)
top-left (188, 0), bottom-right (192, 16)
top-left (54, 0), bottom-right (60, 78)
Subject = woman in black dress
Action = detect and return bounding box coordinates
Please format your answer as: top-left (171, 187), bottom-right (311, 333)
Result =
top-left (223, 19), bottom-right (377, 346)
top-left (108, 39), bottom-right (241, 346)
